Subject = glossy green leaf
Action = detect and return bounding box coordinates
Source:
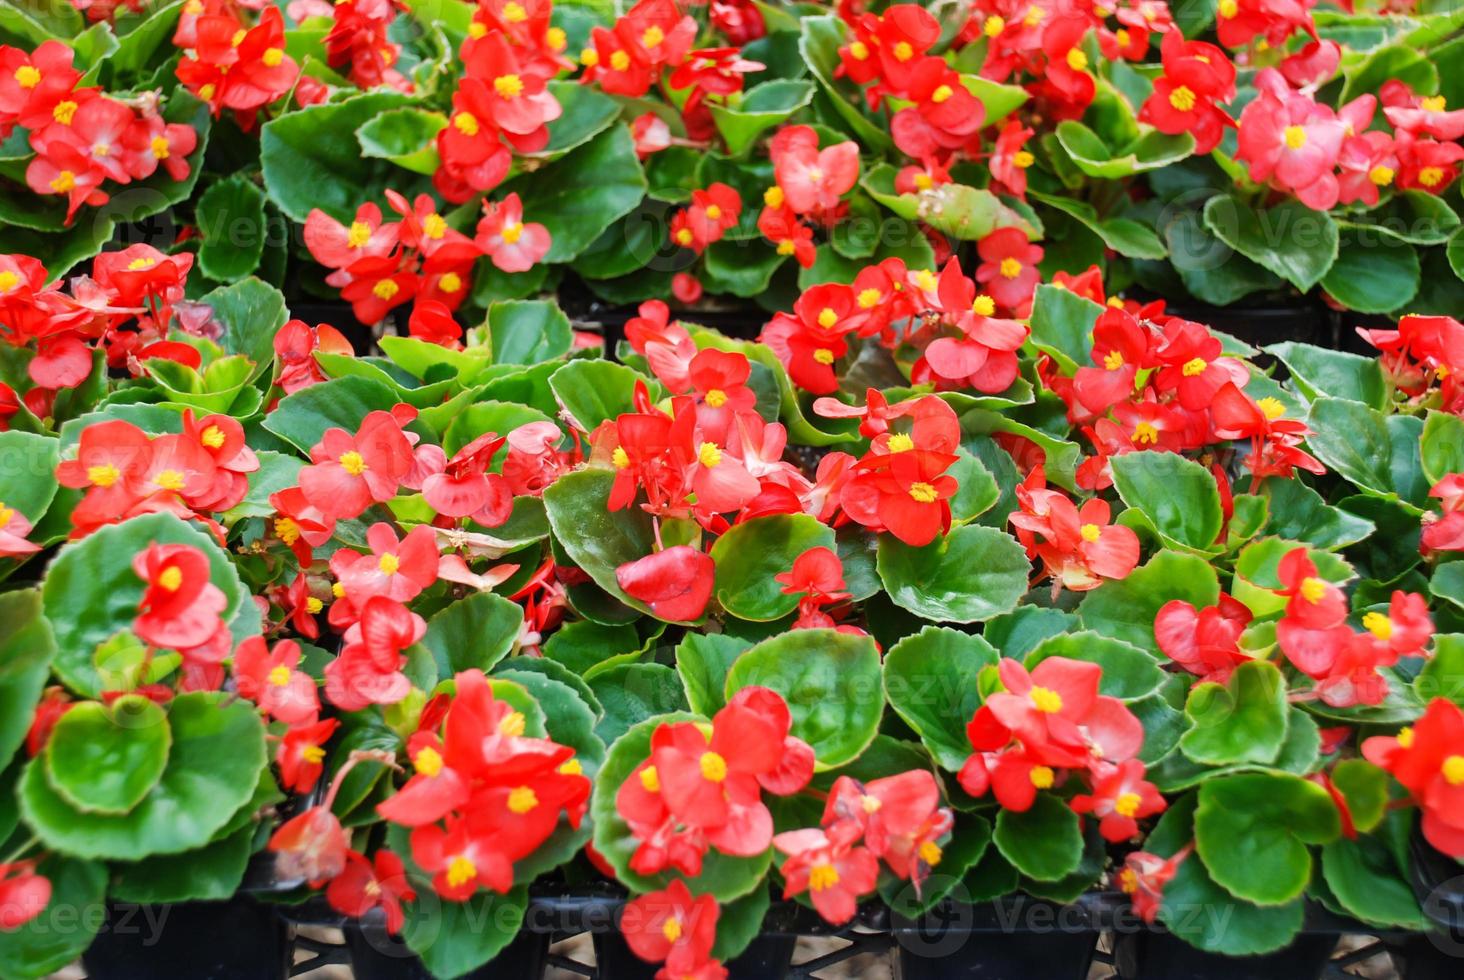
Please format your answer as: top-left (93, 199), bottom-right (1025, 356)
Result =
top-left (725, 628), bottom-right (882, 769)
top-left (419, 591), bottom-right (522, 677)
top-left (19, 692), bottom-right (266, 859)
top-left (109, 825), bottom-right (253, 904)
top-left (798, 15), bottom-right (891, 151)
top-left (401, 886), bottom-right (530, 979)
top-left (877, 525), bottom-right (1030, 624)
top-left (710, 515), bottom-right (835, 620)
top-left (263, 376), bottom-right (400, 453)
top-left (1306, 398), bottom-right (1427, 509)
top-left (1111, 450), bottom-right (1223, 553)
top-left (0, 591), bottom-right (55, 767)
top-left (1202, 195), bottom-right (1338, 292)
top-left (1194, 772), bottom-right (1341, 905)
top-left (507, 125), bottom-right (646, 262)
top-left (1077, 551), bottom-right (1220, 656)
top-left (195, 174), bottom-right (268, 281)
top-left (587, 663), bottom-right (689, 747)
top-left (44, 695), bottom-right (170, 815)
top-left (1178, 660), bottom-right (1288, 767)
top-left (1260, 477), bottom-right (1375, 550)
top-left (534, 80), bottom-right (621, 158)
top-left (543, 469), bottom-right (666, 618)
top-left (883, 627), bottom-right (997, 770)
top-left (1320, 231), bottom-right (1419, 315)
top-left (1029, 191), bottom-right (1165, 260)
top-left (199, 277), bottom-right (288, 382)
top-left (1055, 121), bottom-right (1194, 179)
top-left (260, 90), bottom-right (418, 223)
top-left (675, 632), bottom-right (752, 717)
top-left (709, 80), bottom-right (815, 155)
top-left (1264, 341), bottom-right (1386, 409)
top-left (1027, 283), bottom-right (1102, 374)
top-left (355, 107), bottom-right (446, 175)
top-left (549, 359), bottom-right (660, 433)
top-left (1421, 410), bottom-right (1464, 486)
top-left (488, 299), bottom-right (572, 365)
top-left (993, 793), bottom-right (1083, 881)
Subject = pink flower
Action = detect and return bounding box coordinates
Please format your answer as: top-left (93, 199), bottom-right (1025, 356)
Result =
top-left (475, 193), bottom-right (551, 273)
top-left (1236, 69), bottom-right (1346, 209)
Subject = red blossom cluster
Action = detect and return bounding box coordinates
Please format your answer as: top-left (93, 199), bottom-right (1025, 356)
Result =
top-left (774, 770), bottom-right (953, 924)
top-left (670, 182), bottom-right (742, 255)
top-left (617, 687), bottom-right (813, 877)
top-left (326, 0), bottom-right (411, 91)
top-left (775, 545), bottom-right (859, 632)
top-left (56, 413), bottom-right (258, 540)
top-left (1423, 475), bottom-right (1464, 556)
top-left (1036, 282), bottom-right (1322, 492)
top-left (1274, 548), bottom-right (1432, 708)
top-left (304, 189), bottom-right (550, 326)
top-left (1138, 30), bottom-right (1237, 154)
top-left (757, 125), bottom-right (861, 266)
top-left (175, 4), bottom-right (302, 126)
top-left (1236, 71), bottom-right (1462, 210)
top-left (436, 0), bottom-right (569, 202)
top-left (621, 880), bottom-right (723, 980)
top-left (1154, 595), bottom-right (1253, 684)
top-left (0, 41), bottom-right (197, 222)
top-left (1011, 465), bottom-right (1141, 592)
top-left (1359, 313), bottom-right (1464, 416)
top-left (1364, 698), bottom-right (1464, 858)
top-left (959, 656), bottom-right (1165, 841)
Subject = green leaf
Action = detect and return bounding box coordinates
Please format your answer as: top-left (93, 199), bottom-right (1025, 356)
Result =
top-left (0, 431), bottom-right (60, 531)
top-left (1260, 477), bottom-right (1375, 550)
top-left (535, 80), bottom-right (621, 158)
top-left (710, 515), bottom-right (835, 621)
top-left (19, 692), bottom-right (266, 859)
top-left (882, 627), bottom-right (998, 770)
top-left (587, 663), bottom-right (688, 747)
top-left (507, 125), bottom-right (647, 262)
top-left (675, 632), bottom-right (752, 717)
top-left (946, 448), bottom-right (1000, 524)
top-left (1026, 283), bottom-right (1102, 373)
top-left (104, 0), bottom-right (184, 79)
top-left (1029, 191), bottom-right (1166, 260)
top-left (419, 592), bottom-right (522, 676)
top-left (44, 695), bottom-right (170, 815)
top-left (488, 299), bottom-right (572, 365)
top-left (1264, 341), bottom-right (1386, 409)
top-left (0, 856), bottom-right (106, 980)
top-left (1340, 44), bottom-right (1438, 104)
top-left (198, 277), bottom-right (288, 382)
top-left (1421, 410), bottom-right (1464, 486)
top-left (1151, 795), bottom-right (1305, 956)
top-left (591, 712), bottom-right (771, 900)
top-left (710, 80), bottom-right (815, 156)
top-left (711, 885), bottom-right (772, 961)
top-left (1194, 773), bottom-right (1341, 905)
top-left (401, 886), bottom-right (530, 979)
top-left (908, 183), bottom-right (1040, 241)
top-left (109, 825), bottom-right (253, 904)
top-left (1055, 121), bottom-right (1194, 178)
top-left (1165, 208), bottom-right (1283, 306)
top-left (1321, 832), bottom-right (1429, 930)
top-left (877, 525), bottom-right (1030, 624)
top-left (262, 375), bottom-right (400, 453)
top-left (1330, 758), bottom-right (1389, 835)
top-left (724, 628), bottom-right (883, 770)
top-left (549, 359), bottom-right (659, 433)
top-left (542, 620), bottom-right (638, 676)
top-left (1320, 231), bottom-right (1419, 315)
top-left (543, 469), bottom-right (667, 619)
top-left (983, 606), bottom-right (1077, 660)
top-left (441, 400), bottom-right (556, 456)
top-left (1110, 450), bottom-right (1223, 553)
top-left (1430, 571), bottom-right (1464, 620)
top-left (260, 90), bottom-right (418, 223)
top-left (1024, 631), bottom-right (1165, 701)
top-left (1077, 551), bottom-right (1220, 656)
top-left (701, 238), bottom-right (787, 298)
top-left (959, 74), bottom-right (1028, 126)
top-left (42, 513), bottom-right (253, 698)
top-left (1305, 398), bottom-right (1428, 509)
top-left (1178, 660), bottom-right (1288, 767)
top-left (993, 793), bottom-right (1083, 881)
top-left (355, 107), bottom-right (446, 175)
top-left (195, 174), bottom-right (268, 281)
top-left (0, 591), bottom-right (55, 767)
top-left (1202, 195), bottom-right (1338, 292)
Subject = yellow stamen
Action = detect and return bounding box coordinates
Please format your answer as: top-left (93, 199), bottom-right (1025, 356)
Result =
top-left (972, 294), bottom-right (995, 316)
top-left (154, 469), bottom-right (186, 492)
top-left (1257, 397), bottom-right (1286, 420)
top-left (893, 41), bottom-right (914, 61)
top-left (1362, 611), bottom-right (1393, 640)
top-left (1168, 85), bottom-right (1196, 112)
top-left (697, 442), bottom-right (722, 468)
top-left (262, 47), bottom-right (284, 67)
top-left (1283, 125), bottom-right (1307, 150)
top-left (1181, 357), bottom-right (1207, 377)
top-left (1030, 765), bottom-right (1055, 788)
top-left (999, 257), bottom-right (1022, 279)
top-left (302, 745), bottom-right (326, 764)
top-left (1114, 792), bottom-right (1142, 818)
top-left (339, 451), bottom-right (367, 475)
top-left (53, 100), bottom-right (78, 124)
top-left (1368, 165), bottom-right (1395, 187)
top-left (275, 517), bottom-right (301, 545)
top-left (984, 15), bottom-right (1005, 36)
top-left (612, 446), bottom-right (631, 469)
top-left (1421, 96), bottom-right (1446, 112)
top-left (1299, 577), bottom-right (1327, 604)
top-left (850, 40), bottom-right (869, 60)
top-left (503, 1), bottom-right (527, 22)
top-left (158, 566), bottom-right (183, 592)
top-left (1418, 167), bottom-right (1445, 188)
top-left (88, 463), bottom-right (120, 487)
top-left (642, 25), bottom-right (664, 47)
top-left (378, 553), bottom-right (400, 575)
top-left (704, 204), bottom-right (722, 221)
top-left (1103, 350), bottom-right (1125, 371)
top-left (704, 389), bottom-right (727, 408)
top-left (50, 170), bottom-right (75, 193)
top-left (1014, 150), bottom-right (1035, 168)
top-left (931, 84), bottom-right (953, 104)
top-left (812, 348), bottom-right (835, 365)
top-left (610, 50), bottom-right (631, 72)
top-left (1132, 422), bottom-right (1159, 445)
top-left (1080, 523), bottom-right (1102, 543)
top-left (639, 765), bottom-right (660, 792)
top-left (498, 711), bottom-right (526, 737)
top-left (438, 272), bottom-right (462, 294)
top-left (305, 597), bottom-right (323, 614)
top-left (1444, 755), bottom-right (1464, 785)
top-left (887, 433), bottom-right (914, 453)
top-left (817, 307), bottom-right (839, 329)
top-left (908, 482), bottom-right (938, 503)
top-left (1030, 686), bottom-right (1064, 713)
top-left (494, 74), bottom-right (524, 99)
top-left (268, 665), bottom-right (293, 687)
top-left (1066, 49), bottom-right (1089, 72)
top-left (809, 863), bottom-right (840, 891)
top-left (764, 186), bottom-right (785, 208)
top-left (453, 112), bottom-right (480, 136)
top-left (507, 786), bottom-right (538, 813)
top-left (446, 856), bottom-right (477, 888)
top-left (14, 66), bottom-right (40, 89)
top-left (662, 916), bottom-right (683, 942)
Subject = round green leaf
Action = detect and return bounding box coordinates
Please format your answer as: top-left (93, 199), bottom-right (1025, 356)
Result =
top-left (882, 626), bottom-right (997, 771)
top-left (1178, 660), bottom-right (1288, 767)
top-left (505, 125), bottom-right (647, 262)
top-left (488, 299), bottom-right (573, 366)
top-left (543, 469), bottom-right (666, 621)
top-left (18, 692), bottom-right (267, 860)
top-left (1110, 450), bottom-right (1223, 553)
top-left (1320, 819), bottom-right (1429, 930)
top-left (591, 712), bottom-right (771, 900)
top-left (109, 825), bottom-right (253, 904)
top-left (710, 514), bottom-right (835, 621)
top-left (44, 695), bottom-right (171, 815)
top-left (1320, 231), bottom-right (1419, 314)
top-left (1077, 551), bottom-right (1219, 655)
top-left (419, 591), bottom-right (524, 678)
top-left (709, 79), bottom-right (815, 156)
top-left (1194, 772), bottom-right (1341, 906)
top-left (41, 512), bottom-right (253, 698)
top-left (587, 663), bottom-right (689, 748)
top-left (549, 359), bottom-right (660, 434)
top-left (0, 591), bottom-right (55, 767)
top-left (724, 628), bottom-right (882, 770)
top-left (993, 794), bottom-right (1083, 882)
top-left (401, 885), bottom-right (530, 979)
top-left (1203, 195), bottom-right (1338, 292)
top-left (877, 524), bottom-right (1029, 624)
top-left (1263, 341), bottom-right (1386, 409)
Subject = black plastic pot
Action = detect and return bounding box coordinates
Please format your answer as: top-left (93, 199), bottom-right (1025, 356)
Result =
top-left (81, 894), bottom-right (291, 980)
top-left (1112, 929), bottom-right (1338, 980)
top-left (344, 915), bottom-right (549, 980)
top-left (592, 928), bottom-right (797, 980)
top-left (892, 897), bottom-right (1101, 980)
